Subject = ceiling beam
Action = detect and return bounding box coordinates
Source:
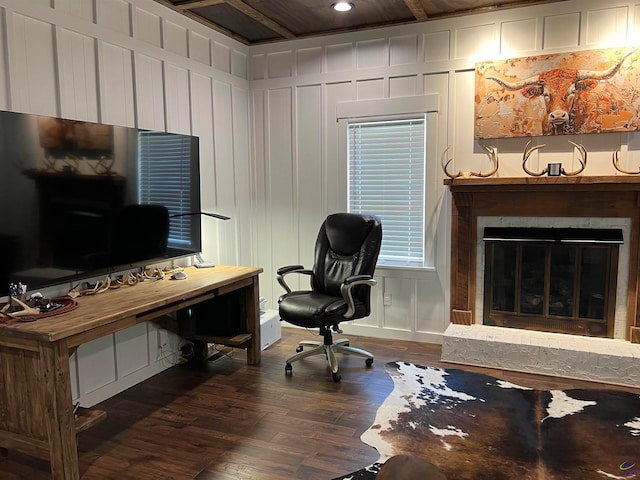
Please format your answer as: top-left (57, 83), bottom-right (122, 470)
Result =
top-left (225, 0), bottom-right (296, 39)
top-left (403, 0), bottom-right (429, 21)
top-left (175, 0), bottom-right (225, 10)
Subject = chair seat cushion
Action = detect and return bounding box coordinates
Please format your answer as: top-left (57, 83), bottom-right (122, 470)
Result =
top-left (279, 291), bottom-right (361, 328)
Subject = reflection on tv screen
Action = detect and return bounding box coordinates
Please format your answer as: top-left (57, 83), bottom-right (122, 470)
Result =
top-left (0, 110), bottom-right (201, 292)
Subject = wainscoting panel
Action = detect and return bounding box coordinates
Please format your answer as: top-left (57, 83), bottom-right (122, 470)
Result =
top-left (162, 19), bottom-right (188, 57)
top-left (454, 23), bottom-right (498, 60)
top-left (356, 39), bottom-right (387, 69)
top-left (389, 35), bottom-right (419, 67)
top-left (500, 18), bottom-right (539, 53)
top-left (76, 335), bottom-right (118, 397)
top-left (132, 5), bottom-right (162, 48)
top-left (114, 323), bottom-right (151, 378)
top-left (190, 30), bottom-right (212, 66)
top-left (212, 80), bottom-right (239, 265)
top-left (423, 30), bottom-right (451, 63)
top-left (135, 53), bottom-right (166, 131)
top-left (96, 0), bottom-right (131, 37)
top-left (57, 29), bottom-right (99, 122)
top-left (99, 42), bottom-right (135, 126)
top-left (296, 47), bottom-right (323, 76)
top-left (230, 84), bottom-right (253, 267)
top-left (267, 50), bottom-right (293, 79)
top-left (543, 13), bottom-right (581, 49)
top-left (165, 63), bottom-right (191, 135)
top-left (7, 12), bottom-right (58, 116)
top-left (55, 0), bottom-right (94, 22)
top-left (213, 41), bottom-right (231, 74)
top-left (584, 6), bottom-right (628, 46)
top-left (295, 84), bottom-right (324, 262)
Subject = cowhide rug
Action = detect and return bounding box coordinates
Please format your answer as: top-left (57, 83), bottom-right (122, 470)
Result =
top-left (335, 362), bottom-right (640, 480)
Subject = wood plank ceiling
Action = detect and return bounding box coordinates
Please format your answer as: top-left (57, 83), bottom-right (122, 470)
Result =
top-left (154, 0), bottom-right (568, 45)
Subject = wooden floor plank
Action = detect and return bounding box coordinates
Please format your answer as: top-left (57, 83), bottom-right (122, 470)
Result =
top-left (2, 327), bottom-right (638, 479)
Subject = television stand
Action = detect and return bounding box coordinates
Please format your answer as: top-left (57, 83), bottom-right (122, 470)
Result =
top-left (0, 265), bottom-right (262, 480)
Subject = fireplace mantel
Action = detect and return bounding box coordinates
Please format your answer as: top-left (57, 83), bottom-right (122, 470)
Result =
top-left (445, 175), bottom-right (640, 191)
top-left (445, 175), bottom-right (640, 343)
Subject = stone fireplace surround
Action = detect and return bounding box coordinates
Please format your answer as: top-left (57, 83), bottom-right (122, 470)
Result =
top-left (440, 176), bottom-right (640, 387)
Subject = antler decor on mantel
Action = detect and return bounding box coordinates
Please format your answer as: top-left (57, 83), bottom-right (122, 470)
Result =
top-left (522, 140), bottom-right (587, 177)
top-left (612, 148), bottom-right (640, 174)
top-left (440, 144), bottom-right (499, 179)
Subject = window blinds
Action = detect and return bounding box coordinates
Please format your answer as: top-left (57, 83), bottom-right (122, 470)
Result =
top-left (348, 117), bottom-right (426, 267)
top-left (138, 131), bottom-right (194, 248)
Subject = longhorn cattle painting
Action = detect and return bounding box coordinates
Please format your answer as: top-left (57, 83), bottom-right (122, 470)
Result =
top-left (475, 47), bottom-right (640, 138)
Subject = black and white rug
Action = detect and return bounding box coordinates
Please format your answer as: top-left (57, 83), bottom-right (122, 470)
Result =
top-left (335, 362), bottom-right (640, 480)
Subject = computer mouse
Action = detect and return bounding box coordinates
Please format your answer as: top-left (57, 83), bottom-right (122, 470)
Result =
top-left (171, 271), bottom-right (188, 280)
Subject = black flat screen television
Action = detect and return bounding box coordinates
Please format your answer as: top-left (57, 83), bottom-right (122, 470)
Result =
top-left (0, 110), bottom-right (201, 292)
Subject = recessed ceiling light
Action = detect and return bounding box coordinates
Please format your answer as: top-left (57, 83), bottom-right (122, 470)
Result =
top-left (332, 2), bottom-right (354, 12)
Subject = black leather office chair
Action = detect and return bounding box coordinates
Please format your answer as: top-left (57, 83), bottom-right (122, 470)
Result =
top-left (277, 213), bottom-right (382, 382)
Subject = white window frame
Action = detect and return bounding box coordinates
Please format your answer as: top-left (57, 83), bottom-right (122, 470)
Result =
top-left (336, 95), bottom-right (440, 270)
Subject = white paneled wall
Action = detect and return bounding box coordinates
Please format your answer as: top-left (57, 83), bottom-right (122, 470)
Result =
top-left (0, 0), bottom-right (251, 406)
top-left (4, 0), bottom-right (640, 405)
top-left (250, 0), bottom-right (640, 344)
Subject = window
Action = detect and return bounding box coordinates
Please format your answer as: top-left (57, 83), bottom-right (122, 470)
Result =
top-left (347, 116), bottom-right (426, 268)
top-left (137, 131), bottom-right (195, 249)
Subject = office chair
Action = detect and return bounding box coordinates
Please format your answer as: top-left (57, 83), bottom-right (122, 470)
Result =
top-left (277, 213), bottom-right (382, 382)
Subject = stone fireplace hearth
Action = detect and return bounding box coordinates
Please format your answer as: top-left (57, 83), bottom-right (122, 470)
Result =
top-left (440, 176), bottom-right (640, 387)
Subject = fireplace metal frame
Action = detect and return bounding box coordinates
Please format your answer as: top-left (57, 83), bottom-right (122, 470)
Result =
top-left (483, 240), bottom-right (619, 338)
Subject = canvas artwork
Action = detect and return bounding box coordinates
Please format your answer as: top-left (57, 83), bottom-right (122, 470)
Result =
top-left (474, 46), bottom-right (640, 139)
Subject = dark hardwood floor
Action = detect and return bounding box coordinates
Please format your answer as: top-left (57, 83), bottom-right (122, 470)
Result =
top-left (2, 327), bottom-right (638, 479)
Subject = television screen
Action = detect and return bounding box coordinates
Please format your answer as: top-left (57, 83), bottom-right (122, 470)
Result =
top-left (0, 110), bottom-right (201, 292)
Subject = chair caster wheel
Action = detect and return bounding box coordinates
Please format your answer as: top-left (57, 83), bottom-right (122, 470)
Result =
top-left (295, 346), bottom-right (303, 353)
top-left (365, 358), bottom-right (373, 367)
top-left (285, 363), bottom-right (292, 375)
top-left (332, 372), bottom-right (341, 382)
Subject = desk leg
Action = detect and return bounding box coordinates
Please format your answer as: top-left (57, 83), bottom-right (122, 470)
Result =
top-left (245, 275), bottom-right (261, 365)
top-left (40, 341), bottom-right (79, 480)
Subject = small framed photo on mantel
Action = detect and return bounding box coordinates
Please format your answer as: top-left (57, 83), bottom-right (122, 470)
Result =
top-left (548, 163), bottom-right (561, 176)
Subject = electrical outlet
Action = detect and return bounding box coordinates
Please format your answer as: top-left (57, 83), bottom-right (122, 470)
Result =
top-left (158, 330), bottom-right (169, 348)
top-left (383, 293), bottom-right (392, 306)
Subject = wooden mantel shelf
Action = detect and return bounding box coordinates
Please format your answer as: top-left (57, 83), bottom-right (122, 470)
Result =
top-left (444, 175), bottom-right (640, 192)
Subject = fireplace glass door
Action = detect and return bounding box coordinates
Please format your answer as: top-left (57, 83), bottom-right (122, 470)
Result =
top-left (484, 234), bottom-right (619, 338)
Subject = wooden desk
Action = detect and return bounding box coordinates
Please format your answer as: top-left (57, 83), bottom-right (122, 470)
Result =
top-left (0, 265), bottom-right (262, 479)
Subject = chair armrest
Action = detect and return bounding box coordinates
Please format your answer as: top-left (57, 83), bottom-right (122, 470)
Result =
top-left (343, 274), bottom-right (374, 285)
top-left (340, 275), bottom-right (377, 318)
top-left (276, 265), bottom-right (313, 294)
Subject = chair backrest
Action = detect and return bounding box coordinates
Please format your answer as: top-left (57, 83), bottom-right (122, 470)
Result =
top-left (312, 213), bottom-right (382, 315)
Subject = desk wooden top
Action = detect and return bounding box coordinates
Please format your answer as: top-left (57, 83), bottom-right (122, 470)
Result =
top-left (0, 265), bottom-right (262, 346)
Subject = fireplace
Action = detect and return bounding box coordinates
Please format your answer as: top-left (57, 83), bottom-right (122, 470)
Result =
top-left (440, 176), bottom-right (640, 387)
top-left (482, 227), bottom-right (622, 338)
